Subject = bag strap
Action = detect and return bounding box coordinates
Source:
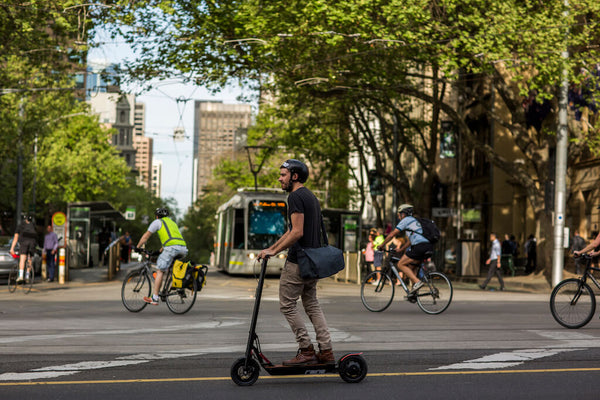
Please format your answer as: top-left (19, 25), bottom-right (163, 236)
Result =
top-left (320, 216), bottom-right (329, 246)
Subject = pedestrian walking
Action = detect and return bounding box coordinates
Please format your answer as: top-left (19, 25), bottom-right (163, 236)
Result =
top-left (524, 234), bottom-right (537, 274)
top-left (480, 232), bottom-right (505, 291)
top-left (570, 230), bottom-right (586, 274)
top-left (363, 230), bottom-right (375, 274)
top-left (119, 231), bottom-right (131, 263)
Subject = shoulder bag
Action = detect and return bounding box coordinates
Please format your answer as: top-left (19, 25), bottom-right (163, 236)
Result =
top-left (296, 218), bottom-right (345, 279)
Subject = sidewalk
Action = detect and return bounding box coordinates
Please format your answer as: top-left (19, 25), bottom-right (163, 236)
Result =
top-left (32, 263), bottom-right (553, 295)
top-left (32, 262), bottom-right (139, 289)
top-left (454, 271), bottom-right (552, 294)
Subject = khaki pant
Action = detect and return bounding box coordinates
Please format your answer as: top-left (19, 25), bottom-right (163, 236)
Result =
top-left (279, 260), bottom-right (332, 351)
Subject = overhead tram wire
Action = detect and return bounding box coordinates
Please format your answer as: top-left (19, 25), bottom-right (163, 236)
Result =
top-left (150, 84), bottom-right (199, 200)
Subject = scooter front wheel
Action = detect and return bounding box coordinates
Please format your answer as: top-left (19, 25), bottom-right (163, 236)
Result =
top-left (231, 357), bottom-right (260, 386)
top-left (338, 354), bottom-right (367, 383)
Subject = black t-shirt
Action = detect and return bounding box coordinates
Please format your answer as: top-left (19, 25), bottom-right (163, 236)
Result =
top-left (17, 222), bottom-right (37, 243)
top-left (287, 187), bottom-right (322, 263)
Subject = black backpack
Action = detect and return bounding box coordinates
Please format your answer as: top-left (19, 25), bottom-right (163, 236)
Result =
top-left (408, 217), bottom-right (440, 244)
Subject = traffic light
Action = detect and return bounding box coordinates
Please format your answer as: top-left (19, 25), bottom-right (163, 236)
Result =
top-left (368, 170), bottom-right (384, 196)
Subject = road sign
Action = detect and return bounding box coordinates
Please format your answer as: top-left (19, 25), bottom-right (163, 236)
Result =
top-left (432, 208), bottom-right (454, 218)
top-left (125, 206), bottom-right (136, 220)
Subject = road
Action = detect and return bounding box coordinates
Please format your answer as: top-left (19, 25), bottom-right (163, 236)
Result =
top-left (1, 270), bottom-right (599, 399)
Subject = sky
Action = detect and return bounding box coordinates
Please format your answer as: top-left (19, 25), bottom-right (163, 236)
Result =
top-left (88, 33), bottom-right (249, 217)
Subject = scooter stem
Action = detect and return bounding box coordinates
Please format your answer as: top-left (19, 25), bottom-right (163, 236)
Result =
top-left (244, 257), bottom-right (269, 361)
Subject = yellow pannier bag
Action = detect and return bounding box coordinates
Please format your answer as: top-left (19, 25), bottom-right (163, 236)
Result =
top-left (171, 259), bottom-right (189, 288)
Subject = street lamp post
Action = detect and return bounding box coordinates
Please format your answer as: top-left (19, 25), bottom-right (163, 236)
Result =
top-left (244, 146), bottom-right (270, 191)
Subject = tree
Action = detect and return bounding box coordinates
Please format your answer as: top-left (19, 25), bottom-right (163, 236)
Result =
top-left (0, 0), bottom-right (107, 227)
top-left (104, 0), bottom-right (600, 269)
top-left (37, 114), bottom-right (130, 205)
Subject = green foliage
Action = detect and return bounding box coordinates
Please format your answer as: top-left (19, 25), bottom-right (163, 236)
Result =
top-left (214, 151), bottom-right (281, 191)
top-left (103, 0), bottom-right (600, 217)
top-left (37, 114), bottom-right (130, 204)
top-left (0, 0), bottom-right (103, 224)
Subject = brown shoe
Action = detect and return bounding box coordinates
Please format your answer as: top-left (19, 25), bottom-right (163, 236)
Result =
top-left (317, 348), bottom-right (335, 364)
top-left (282, 345), bottom-right (318, 366)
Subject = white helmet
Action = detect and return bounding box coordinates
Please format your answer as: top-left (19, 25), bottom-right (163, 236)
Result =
top-left (397, 204), bottom-right (414, 216)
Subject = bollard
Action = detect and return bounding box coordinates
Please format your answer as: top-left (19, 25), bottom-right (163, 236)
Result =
top-left (41, 251), bottom-right (47, 280)
top-left (58, 248), bottom-right (66, 284)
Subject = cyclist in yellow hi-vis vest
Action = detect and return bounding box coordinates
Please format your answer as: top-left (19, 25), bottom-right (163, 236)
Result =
top-left (135, 208), bottom-right (188, 305)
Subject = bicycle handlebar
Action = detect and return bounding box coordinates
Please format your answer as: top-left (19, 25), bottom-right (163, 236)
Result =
top-left (133, 247), bottom-right (161, 257)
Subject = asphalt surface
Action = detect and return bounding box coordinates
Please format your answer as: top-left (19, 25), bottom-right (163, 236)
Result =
top-left (2, 263), bottom-right (582, 400)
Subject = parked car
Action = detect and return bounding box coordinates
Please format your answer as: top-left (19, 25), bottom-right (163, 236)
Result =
top-left (0, 244), bottom-right (18, 278)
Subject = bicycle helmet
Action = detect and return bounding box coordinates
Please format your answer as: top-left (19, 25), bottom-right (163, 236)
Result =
top-left (281, 159), bottom-right (309, 183)
top-left (155, 208), bottom-right (169, 218)
top-left (397, 204), bottom-right (414, 216)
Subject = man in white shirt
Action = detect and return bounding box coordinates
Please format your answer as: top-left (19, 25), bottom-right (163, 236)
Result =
top-left (480, 232), bottom-right (504, 291)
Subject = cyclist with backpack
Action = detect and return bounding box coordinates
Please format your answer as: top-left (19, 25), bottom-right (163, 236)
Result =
top-left (135, 208), bottom-right (188, 305)
top-left (376, 204), bottom-right (436, 294)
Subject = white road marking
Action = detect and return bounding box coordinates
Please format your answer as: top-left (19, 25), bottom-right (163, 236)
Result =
top-left (0, 348), bottom-right (237, 381)
top-left (0, 324), bottom-right (361, 381)
top-left (431, 348), bottom-right (581, 370)
top-left (0, 320), bottom-right (245, 345)
top-left (527, 330), bottom-right (599, 343)
top-left (431, 330), bottom-right (595, 371)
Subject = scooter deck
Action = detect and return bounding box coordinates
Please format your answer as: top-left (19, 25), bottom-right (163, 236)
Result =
top-left (263, 363), bottom-right (337, 376)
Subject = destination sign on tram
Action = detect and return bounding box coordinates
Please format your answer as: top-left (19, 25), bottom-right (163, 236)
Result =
top-left (255, 201), bottom-right (286, 208)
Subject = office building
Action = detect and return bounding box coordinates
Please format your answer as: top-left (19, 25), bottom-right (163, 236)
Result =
top-left (134, 102), bottom-right (145, 137)
top-left (192, 100), bottom-right (252, 200)
top-left (133, 135), bottom-right (153, 189)
top-left (152, 160), bottom-right (162, 198)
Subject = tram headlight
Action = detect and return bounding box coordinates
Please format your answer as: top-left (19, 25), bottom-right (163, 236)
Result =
top-left (278, 253), bottom-right (286, 259)
top-left (248, 252), bottom-right (256, 259)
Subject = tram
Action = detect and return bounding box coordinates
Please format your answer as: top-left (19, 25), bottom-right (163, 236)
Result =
top-left (215, 189), bottom-right (288, 275)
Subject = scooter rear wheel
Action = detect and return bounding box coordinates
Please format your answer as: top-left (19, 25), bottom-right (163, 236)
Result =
top-left (338, 354), bottom-right (367, 383)
top-left (231, 357), bottom-right (260, 386)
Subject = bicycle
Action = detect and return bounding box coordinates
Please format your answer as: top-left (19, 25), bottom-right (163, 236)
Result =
top-left (7, 252), bottom-right (34, 294)
top-left (361, 250), bottom-right (453, 314)
top-left (121, 248), bottom-right (207, 314)
top-left (550, 254), bottom-right (600, 329)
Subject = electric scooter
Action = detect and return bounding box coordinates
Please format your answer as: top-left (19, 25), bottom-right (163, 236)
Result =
top-left (230, 257), bottom-right (368, 386)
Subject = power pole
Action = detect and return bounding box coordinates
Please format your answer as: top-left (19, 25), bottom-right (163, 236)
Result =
top-left (15, 101), bottom-right (24, 230)
top-left (552, 0), bottom-right (570, 287)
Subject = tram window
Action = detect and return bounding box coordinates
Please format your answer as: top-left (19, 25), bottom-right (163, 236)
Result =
top-left (233, 208), bottom-right (245, 249)
top-left (248, 200), bottom-right (287, 249)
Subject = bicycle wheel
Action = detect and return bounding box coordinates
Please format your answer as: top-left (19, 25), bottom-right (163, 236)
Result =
top-left (416, 272), bottom-right (453, 315)
top-left (24, 264), bottom-right (34, 294)
top-left (550, 278), bottom-right (596, 329)
top-left (8, 266), bottom-right (17, 293)
top-left (122, 269), bottom-right (151, 312)
top-left (361, 271), bottom-right (394, 312)
top-left (166, 276), bottom-right (197, 314)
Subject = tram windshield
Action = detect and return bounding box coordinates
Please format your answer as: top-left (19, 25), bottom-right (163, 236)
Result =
top-left (248, 200), bottom-right (287, 249)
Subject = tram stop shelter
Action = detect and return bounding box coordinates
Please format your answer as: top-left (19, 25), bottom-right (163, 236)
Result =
top-left (66, 201), bottom-right (124, 280)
